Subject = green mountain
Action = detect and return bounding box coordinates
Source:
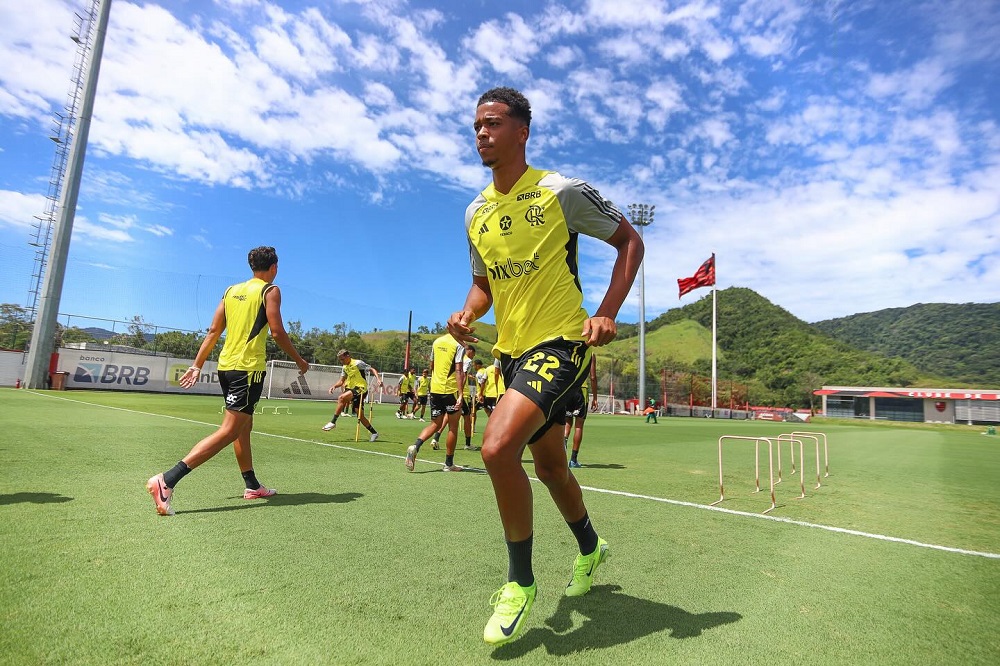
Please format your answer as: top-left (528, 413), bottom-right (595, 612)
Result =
top-left (813, 302), bottom-right (1000, 387)
top-left (638, 287), bottom-right (932, 406)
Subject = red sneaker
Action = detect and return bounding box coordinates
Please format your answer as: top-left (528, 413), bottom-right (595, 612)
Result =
top-left (146, 474), bottom-right (174, 516)
top-left (243, 486), bottom-right (277, 500)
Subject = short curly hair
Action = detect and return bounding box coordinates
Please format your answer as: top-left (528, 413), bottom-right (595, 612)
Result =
top-left (477, 87), bottom-right (531, 127)
top-left (248, 246), bottom-right (278, 272)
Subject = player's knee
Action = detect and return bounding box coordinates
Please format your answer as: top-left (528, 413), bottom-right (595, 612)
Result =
top-left (535, 460), bottom-right (569, 487)
top-left (480, 436), bottom-right (516, 468)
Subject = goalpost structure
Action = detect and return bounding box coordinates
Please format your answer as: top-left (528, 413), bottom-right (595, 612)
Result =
top-left (264, 360), bottom-right (404, 404)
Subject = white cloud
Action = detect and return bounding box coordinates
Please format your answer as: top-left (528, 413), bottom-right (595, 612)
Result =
top-left (0, 190), bottom-right (46, 230)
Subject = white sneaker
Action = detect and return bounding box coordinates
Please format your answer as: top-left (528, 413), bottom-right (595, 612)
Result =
top-left (369, 432), bottom-right (380, 442)
top-left (419, 418), bottom-right (426, 422)
top-left (395, 412), bottom-right (402, 419)
top-left (322, 422), bottom-right (336, 431)
top-left (442, 464), bottom-right (464, 472)
top-left (405, 444), bottom-right (417, 472)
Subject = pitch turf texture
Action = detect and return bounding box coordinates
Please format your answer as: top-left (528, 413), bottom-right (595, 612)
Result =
top-left (2, 389), bottom-right (998, 665)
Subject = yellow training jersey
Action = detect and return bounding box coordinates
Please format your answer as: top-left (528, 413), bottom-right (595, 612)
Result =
top-left (493, 360), bottom-right (506, 396)
top-left (341, 359), bottom-right (371, 391)
top-left (399, 372), bottom-right (415, 393)
top-left (430, 334), bottom-right (463, 395)
top-left (415, 376), bottom-right (431, 396)
top-left (466, 167), bottom-right (621, 358)
top-left (217, 277), bottom-right (273, 372)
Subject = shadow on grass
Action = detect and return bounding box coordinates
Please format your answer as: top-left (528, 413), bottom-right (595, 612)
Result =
top-left (178, 492), bottom-right (363, 514)
top-left (0, 492), bottom-right (73, 505)
top-left (573, 463), bottom-right (627, 470)
top-left (491, 584), bottom-right (741, 659)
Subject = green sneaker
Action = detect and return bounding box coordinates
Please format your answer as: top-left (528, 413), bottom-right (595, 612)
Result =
top-left (565, 537), bottom-right (609, 597)
top-left (483, 581), bottom-right (536, 645)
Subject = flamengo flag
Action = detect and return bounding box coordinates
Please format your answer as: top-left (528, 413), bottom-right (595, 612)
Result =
top-left (677, 254), bottom-right (715, 298)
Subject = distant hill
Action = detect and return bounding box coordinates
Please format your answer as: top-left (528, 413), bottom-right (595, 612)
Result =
top-left (642, 287), bottom-right (935, 405)
top-left (813, 303), bottom-right (1000, 387)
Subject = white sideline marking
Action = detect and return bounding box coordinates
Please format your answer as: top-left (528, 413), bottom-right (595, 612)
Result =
top-left (22, 390), bottom-right (1000, 560)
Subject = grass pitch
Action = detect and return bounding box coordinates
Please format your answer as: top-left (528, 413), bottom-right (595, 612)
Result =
top-left (1, 388), bottom-right (998, 665)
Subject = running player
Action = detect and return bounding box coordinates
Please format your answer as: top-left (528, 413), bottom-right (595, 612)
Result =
top-left (404, 334), bottom-right (466, 472)
top-left (396, 367), bottom-right (416, 419)
top-left (146, 246), bottom-right (310, 516)
top-left (322, 349), bottom-right (382, 442)
top-left (413, 368), bottom-right (431, 421)
top-left (459, 346), bottom-right (477, 449)
top-left (448, 87), bottom-right (644, 646)
top-left (564, 356), bottom-right (599, 468)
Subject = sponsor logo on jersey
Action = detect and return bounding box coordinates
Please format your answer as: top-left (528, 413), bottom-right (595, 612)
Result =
top-left (516, 190), bottom-right (541, 201)
top-left (499, 215), bottom-right (514, 237)
top-left (488, 253), bottom-right (541, 281)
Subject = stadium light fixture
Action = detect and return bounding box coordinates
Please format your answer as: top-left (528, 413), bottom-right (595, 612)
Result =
top-left (627, 203), bottom-right (654, 411)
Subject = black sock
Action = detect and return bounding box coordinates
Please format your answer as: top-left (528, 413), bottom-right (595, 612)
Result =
top-left (367, 425), bottom-right (377, 434)
top-left (332, 414), bottom-right (339, 424)
top-left (162, 461), bottom-right (191, 489)
top-left (567, 512), bottom-right (598, 555)
top-left (506, 535), bottom-right (534, 587)
top-left (570, 450), bottom-right (579, 462)
top-left (241, 469), bottom-right (260, 490)
top-left (445, 454), bottom-right (454, 467)
top-left (413, 438), bottom-right (424, 452)
top-left (465, 436), bottom-right (471, 447)
top-left (433, 433), bottom-right (440, 442)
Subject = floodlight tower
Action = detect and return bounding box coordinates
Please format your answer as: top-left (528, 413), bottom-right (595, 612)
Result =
top-left (627, 203), bottom-right (654, 411)
top-left (23, 0), bottom-right (112, 388)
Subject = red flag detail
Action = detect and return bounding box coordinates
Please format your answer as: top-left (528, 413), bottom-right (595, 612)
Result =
top-left (677, 254), bottom-right (715, 298)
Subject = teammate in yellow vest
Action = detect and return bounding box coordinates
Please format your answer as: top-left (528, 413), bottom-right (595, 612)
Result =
top-left (447, 87), bottom-right (644, 645)
top-left (414, 368), bottom-right (431, 421)
top-left (146, 246), bottom-right (310, 516)
top-left (396, 368), bottom-right (417, 419)
top-left (564, 355), bottom-right (599, 468)
top-left (322, 349), bottom-right (383, 441)
top-left (404, 334), bottom-right (466, 472)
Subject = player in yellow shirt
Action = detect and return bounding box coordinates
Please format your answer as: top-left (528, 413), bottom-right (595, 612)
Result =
top-left (448, 87), bottom-right (644, 645)
top-left (413, 368), bottom-right (431, 421)
top-left (564, 356), bottom-right (598, 468)
top-left (396, 367), bottom-right (416, 419)
top-left (146, 246), bottom-right (310, 516)
top-left (404, 334), bottom-right (466, 472)
top-left (322, 349), bottom-right (383, 441)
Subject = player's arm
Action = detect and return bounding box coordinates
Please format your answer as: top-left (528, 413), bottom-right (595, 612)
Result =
top-left (583, 217), bottom-right (644, 347)
top-left (455, 357), bottom-right (467, 402)
top-left (448, 274), bottom-right (492, 344)
top-left (367, 364), bottom-right (384, 388)
top-left (179, 299), bottom-right (227, 389)
top-left (264, 285), bottom-right (310, 374)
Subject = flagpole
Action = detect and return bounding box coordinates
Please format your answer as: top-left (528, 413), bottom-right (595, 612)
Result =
top-left (711, 274), bottom-right (718, 413)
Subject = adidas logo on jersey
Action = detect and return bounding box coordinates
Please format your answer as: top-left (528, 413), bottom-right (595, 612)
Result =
top-left (527, 380), bottom-right (543, 393)
top-left (478, 222), bottom-right (489, 234)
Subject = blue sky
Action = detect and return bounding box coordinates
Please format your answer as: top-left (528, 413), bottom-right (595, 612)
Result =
top-left (1, 0), bottom-right (998, 336)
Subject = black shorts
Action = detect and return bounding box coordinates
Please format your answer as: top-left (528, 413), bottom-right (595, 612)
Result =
top-left (565, 389), bottom-right (589, 420)
top-left (343, 387), bottom-right (368, 412)
top-left (219, 370), bottom-right (265, 415)
top-left (483, 396), bottom-right (498, 410)
top-left (430, 393), bottom-right (459, 419)
top-left (461, 398), bottom-right (472, 416)
top-left (500, 338), bottom-right (592, 443)
top-left (416, 394), bottom-right (428, 406)
top-left (399, 391), bottom-right (415, 404)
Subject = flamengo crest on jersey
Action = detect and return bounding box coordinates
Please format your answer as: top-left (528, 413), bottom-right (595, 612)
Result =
top-left (466, 167), bottom-right (622, 358)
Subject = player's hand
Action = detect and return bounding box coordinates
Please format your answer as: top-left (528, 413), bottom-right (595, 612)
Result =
top-left (582, 316), bottom-right (617, 346)
top-left (328, 385), bottom-right (336, 394)
top-left (179, 366), bottom-right (201, 389)
top-left (447, 309), bottom-right (479, 344)
top-left (297, 359), bottom-right (310, 374)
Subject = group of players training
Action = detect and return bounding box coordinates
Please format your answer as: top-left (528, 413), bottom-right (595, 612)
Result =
top-left (145, 87), bottom-right (644, 646)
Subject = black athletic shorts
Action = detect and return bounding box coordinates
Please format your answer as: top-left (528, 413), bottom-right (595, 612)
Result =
top-left (500, 338), bottom-right (592, 443)
top-left (219, 369), bottom-right (265, 415)
top-left (343, 386), bottom-right (368, 412)
top-left (461, 397), bottom-right (472, 416)
top-left (399, 391), bottom-right (415, 404)
top-left (564, 388), bottom-right (589, 420)
top-left (483, 396), bottom-right (497, 410)
top-left (416, 394), bottom-right (428, 406)
top-left (430, 393), bottom-right (459, 419)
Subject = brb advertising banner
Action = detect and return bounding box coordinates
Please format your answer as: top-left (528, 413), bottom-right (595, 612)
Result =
top-left (57, 348), bottom-right (222, 396)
